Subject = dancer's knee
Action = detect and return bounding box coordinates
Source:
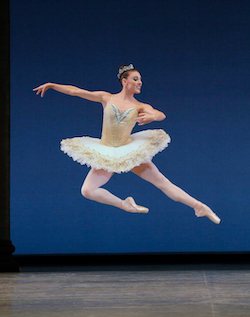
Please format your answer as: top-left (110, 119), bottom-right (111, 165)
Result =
top-left (156, 178), bottom-right (181, 202)
top-left (153, 173), bottom-right (170, 190)
top-left (81, 185), bottom-right (94, 199)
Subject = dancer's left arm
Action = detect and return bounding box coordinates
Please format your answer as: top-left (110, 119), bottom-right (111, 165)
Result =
top-left (135, 104), bottom-right (166, 126)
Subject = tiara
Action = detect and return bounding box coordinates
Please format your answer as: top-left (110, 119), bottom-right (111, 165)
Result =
top-left (117, 64), bottom-right (134, 78)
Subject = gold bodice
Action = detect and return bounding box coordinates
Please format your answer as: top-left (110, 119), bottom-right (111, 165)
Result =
top-left (100, 103), bottom-right (138, 147)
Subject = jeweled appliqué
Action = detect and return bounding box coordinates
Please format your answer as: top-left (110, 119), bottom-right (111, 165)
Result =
top-left (111, 104), bottom-right (135, 124)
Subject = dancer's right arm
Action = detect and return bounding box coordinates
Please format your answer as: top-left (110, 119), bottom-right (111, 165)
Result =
top-left (33, 83), bottom-right (109, 103)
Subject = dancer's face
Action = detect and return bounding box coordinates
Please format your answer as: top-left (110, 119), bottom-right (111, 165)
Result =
top-left (123, 71), bottom-right (142, 94)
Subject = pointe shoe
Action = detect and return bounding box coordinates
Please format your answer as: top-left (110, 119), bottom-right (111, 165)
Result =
top-left (194, 201), bottom-right (221, 224)
top-left (120, 197), bottom-right (149, 214)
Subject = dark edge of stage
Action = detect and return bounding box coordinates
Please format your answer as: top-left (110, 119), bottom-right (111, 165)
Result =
top-left (13, 252), bottom-right (250, 272)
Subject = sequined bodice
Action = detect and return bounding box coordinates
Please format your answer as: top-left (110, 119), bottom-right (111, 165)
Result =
top-left (100, 103), bottom-right (138, 147)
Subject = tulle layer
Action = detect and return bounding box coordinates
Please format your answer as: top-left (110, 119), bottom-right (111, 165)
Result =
top-left (60, 129), bottom-right (171, 173)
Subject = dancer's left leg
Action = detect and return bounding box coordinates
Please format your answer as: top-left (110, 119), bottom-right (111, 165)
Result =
top-left (131, 162), bottom-right (220, 224)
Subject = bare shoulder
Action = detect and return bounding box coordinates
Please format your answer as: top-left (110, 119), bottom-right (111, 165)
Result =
top-left (95, 92), bottom-right (111, 108)
top-left (136, 101), bottom-right (154, 113)
top-left (76, 89), bottom-right (111, 104)
top-left (100, 92), bottom-right (112, 103)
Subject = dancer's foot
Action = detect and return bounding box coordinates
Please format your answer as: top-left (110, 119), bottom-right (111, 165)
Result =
top-left (120, 197), bottom-right (149, 214)
top-left (194, 201), bottom-right (221, 224)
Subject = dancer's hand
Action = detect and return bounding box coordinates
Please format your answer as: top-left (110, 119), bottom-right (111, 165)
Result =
top-left (33, 83), bottom-right (52, 97)
top-left (136, 103), bottom-right (166, 124)
top-left (135, 113), bottom-right (156, 126)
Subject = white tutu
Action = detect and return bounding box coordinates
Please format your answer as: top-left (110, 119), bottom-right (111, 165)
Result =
top-left (61, 129), bottom-right (170, 173)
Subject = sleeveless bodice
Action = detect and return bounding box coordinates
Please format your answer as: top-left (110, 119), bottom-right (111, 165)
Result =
top-left (61, 100), bottom-right (171, 173)
top-left (100, 103), bottom-right (138, 147)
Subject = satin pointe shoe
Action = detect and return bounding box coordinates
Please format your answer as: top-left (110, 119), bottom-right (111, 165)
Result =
top-left (120, 197), bottom-right (149, 214)
top-left (194, 201), bottom-right (221, 224)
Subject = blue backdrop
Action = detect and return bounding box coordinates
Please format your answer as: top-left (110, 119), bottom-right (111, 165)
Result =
top-left (10, 0), bottom-right (250, 254)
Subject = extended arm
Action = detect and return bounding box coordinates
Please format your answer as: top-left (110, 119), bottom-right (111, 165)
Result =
top-left (135, 103), bottom-right (166, 126)
top-left (33, 82), bottom-right (109, 103)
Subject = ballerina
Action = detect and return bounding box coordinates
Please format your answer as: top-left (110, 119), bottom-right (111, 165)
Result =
top-left (33, 64), bottom-right (221, 224)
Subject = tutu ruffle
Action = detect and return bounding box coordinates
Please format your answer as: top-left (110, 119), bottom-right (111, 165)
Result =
top-left (60, 129), bottom-right (170, 173)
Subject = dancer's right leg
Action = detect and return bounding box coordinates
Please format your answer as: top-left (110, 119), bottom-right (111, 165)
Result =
top-left (81, 169), bottom-right (148, 213)
top-left (81, 169), bottom-right (119, 207)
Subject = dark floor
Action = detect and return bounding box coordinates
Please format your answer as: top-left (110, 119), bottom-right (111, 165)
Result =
top-left (1, 265), bottom-right (250, 317)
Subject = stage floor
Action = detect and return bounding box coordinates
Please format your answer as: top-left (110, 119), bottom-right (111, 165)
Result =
top-left (1, 265), bottom-right (250, 317)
